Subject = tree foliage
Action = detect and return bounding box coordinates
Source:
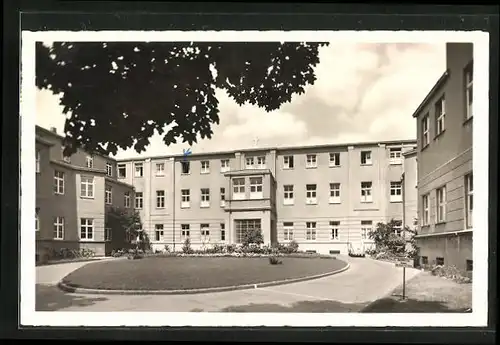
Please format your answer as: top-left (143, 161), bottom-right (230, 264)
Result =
top-left (241, 227), bottom-right (264, 247)
top-left (368, 219), bottom-right (418, 258)
top-left (105, 206), bottom-right (147, 248)
top-left (36, 41), bottom-right (328, 156)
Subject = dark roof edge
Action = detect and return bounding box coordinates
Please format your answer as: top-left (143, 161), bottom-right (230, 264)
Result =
top-left (411, 70), bottom-right (450, 118)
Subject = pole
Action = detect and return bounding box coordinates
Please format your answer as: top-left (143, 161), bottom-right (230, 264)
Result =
top-left (402, 266), bottom-right (406, 300)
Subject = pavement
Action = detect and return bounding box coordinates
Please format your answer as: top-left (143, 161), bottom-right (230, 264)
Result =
top-left (36, 255), bottom-right (421, 312)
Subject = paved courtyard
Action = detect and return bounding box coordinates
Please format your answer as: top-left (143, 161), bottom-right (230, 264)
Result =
top-left (36, 255), bottom-right (421, 312)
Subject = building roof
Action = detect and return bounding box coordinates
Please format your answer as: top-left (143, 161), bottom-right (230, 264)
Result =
top-left (116, 138), bottom-right (417, 163)
top-left (411, 70), bottom-right (450, 118)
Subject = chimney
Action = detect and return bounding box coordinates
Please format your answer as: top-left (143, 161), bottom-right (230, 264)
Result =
top-left (50, 127), bottom-right (57, 133)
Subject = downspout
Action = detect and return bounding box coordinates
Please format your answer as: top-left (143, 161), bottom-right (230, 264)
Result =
top-left (401, 172), bottom-right (406, 243)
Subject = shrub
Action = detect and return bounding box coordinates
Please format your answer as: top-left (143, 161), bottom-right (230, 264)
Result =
top-left (182, 238), bottom-right (194, 254)
top-left (241, 227), bottom-right (264, 247)
top-left (225, 244), bottom-right (237, 253)
top-left (164, 244), bottom-right (171, 253)
top-left (286, 240), bottom-right (299, 253)
top-left (269, 256), bottom-right (283, 265)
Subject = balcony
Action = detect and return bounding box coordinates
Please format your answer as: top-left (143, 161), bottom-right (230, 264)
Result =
top-left (224, 198), bottom-right (274, 212)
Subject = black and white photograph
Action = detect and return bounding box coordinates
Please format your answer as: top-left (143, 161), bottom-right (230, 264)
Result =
top-left (20, 30), bottom-right (489, 327)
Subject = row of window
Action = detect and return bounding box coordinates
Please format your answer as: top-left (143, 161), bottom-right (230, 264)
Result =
top-left (35, 150), bottom-right (115, 178)
top-left (34, 216), bottom-right (111, 241)
top-left (134, 180), bottom-right (403, 210)
top-left (119, 148), bottom-right (406, 178)
top-left (420, 256), bottom-right (473, 272)
top-left (421, 62), bottom-right (473, 148)
top-left (421, 173), bottom-right (473, 228)
top-left (154, 223), bottom-right (226, 242)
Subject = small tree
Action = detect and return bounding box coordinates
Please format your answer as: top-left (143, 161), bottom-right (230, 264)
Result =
top-left (106, 206), bottom-right (149, 251)
top-left (182, 237), bottom-right (193, 254)
top-left (368, 219), bottom-right (418, 259)
top-left (241, 228), bottom-right (264, 247)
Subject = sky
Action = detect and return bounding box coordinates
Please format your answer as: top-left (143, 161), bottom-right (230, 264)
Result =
top-left (36, 42), bottom-right (446, 159)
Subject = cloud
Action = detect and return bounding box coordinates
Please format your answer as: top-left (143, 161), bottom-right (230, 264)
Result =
top-left (35, 42), bottom-right (446, 160)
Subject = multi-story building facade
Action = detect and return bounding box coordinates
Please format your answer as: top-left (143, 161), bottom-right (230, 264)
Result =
top-left (413, 42), bottom-right (473, 274)
top-left (35, 126), bottom-right (135, 259)
top-left (117, 139), bottom-right (417, 255)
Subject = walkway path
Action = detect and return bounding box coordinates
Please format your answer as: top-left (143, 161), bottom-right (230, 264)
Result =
top-left (36, 256), bottom-right (421, 312)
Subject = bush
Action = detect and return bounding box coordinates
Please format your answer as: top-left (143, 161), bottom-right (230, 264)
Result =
top-left (182, 238), bottom-right (194, 254)
top-left (164, 244), bottom-right (171, 253)
top-left (286, 240), bottom-right (299, 253)
top-left (241, 228), bottom-right (264, 247)
top-left (225, 244), bottom-right (237, 253)
top-left (269, 256), bottom-right (283, 265)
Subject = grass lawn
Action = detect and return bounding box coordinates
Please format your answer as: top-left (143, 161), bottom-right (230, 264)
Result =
top-left (362, 271), bottom-right (472, 313)
top-left (61, 256), bottom-right (347, 291)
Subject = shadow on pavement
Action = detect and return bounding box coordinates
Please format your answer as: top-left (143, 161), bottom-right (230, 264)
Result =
top-left (215, 299), bottom-right (368, 313)
top-left (36, 284), bottom-right (108, 311)
top-left (361, 297), bottom-right (473, 313)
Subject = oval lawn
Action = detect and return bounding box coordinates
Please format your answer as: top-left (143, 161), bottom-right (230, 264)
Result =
top-left (61, 256), bottom-right (348, 291)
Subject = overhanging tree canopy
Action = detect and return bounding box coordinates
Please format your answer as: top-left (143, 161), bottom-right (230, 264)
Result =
top-left (36, 41), bottom-right (328, 156)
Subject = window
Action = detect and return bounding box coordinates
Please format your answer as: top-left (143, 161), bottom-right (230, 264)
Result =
top-left (330, 221), bottom-right (340, 240)
top-left (306, 184), bottom-right (317, 204)
top-left (393, 220), bottom-right (403, 236)
top-left (105, 185), bottom-right (112, 204)
top-left (54, 170), bottom-right (65, 195)
top-left (221, 159), bottom-right (230, 173)
top-left (245, 157), bottom-right (254, 169)
top-left (436, 257), bottom-right (444, 266)
top-left (250, 177), bottom-right (263, 199)
top-left (105, 228), bottom-right (112, 241)
top-left (181, 224), bottom-right (190, 240)
top-left (201, 161), bottom-right (210, 174)
top-left (134, 163), bottom-right (143, 177)
top-left (235, 219), bottom-right (261, 243)
top-left (422, 113), bottom-right (430, 147)
top-left (106, 162), bottom-right (112, 176)
top-left (220, 223), bottom-right (226, 241)
top-left (201, 188), bottom-right (210, 207)
top-left (156, 163), bottom-right (165, 176)
top-left (86, 155), bottom-right (93, 168)
top-left (156, 190), bottom-right (165, 208)
top-left (62, 147), bottom-right (71, 163)
top-left (389, 148), bottom-right (402, 165)
top-left (435, 96), bottom-right (446, 136)
top-left (124, 192), bottom-right (131, 208)
top-left (36, 150), bottom-right (41, 173)
top-left (361, 182), bottom-right (373, 202)
top-left (80, 176), bottom-right (94, 198)
top-left (35, 213), bottom-right (39, 232)
top-left (53, 216), bottom-right (64, 239)
top-left (361, 151), bottom-right (372, 165)
top-left (465, 63), bottom-right (473, 120)
top-left (256, 156), bottom-right (266, 169)
top-left (283, 185), bottom-right (294, 205)
top-left (436, 186), bottom-right (447, 223)
top-left (181, 161), bottom-right (190, 174)
top-left (361, 220), bottom-right (372, 240)
top-left (233, 178), bottom-right (245, 200)
top-left (200, 224), bottom-right (210, 242)
top-left (306, 222), bottom-right (317, 240)
top-left (422, 194), bottom-right (430, 226)
top-left (80, 218), bottom-right (94, 240)
top-left (155, 224), bottom-right (164, 241)
top-left (118, 164), bottom-right (126, 178)
top-left (421, 256), bottom-right (429, 265)
top-left (329, 153), bottom-right (340, 167)
top-left (135, 192), bottom-right (143, 209)
top-left (329, 183), bottom-right (341, 204)
top-left (220, 188), bottom-right (226, 207)
top-left (283, 222), bottom-right (294, 241)
top-left (181, 189), bottom-right (190, 208)
top-left (466, 259), bottom-right (473, 272)
top-left (390, 181), bottom-right (402, 202)
top-left (465, 173), bottom-right (473, 228)
top-left (306, 154), bottom-right (317, 168)
top-left (283, 155), bottom-right (294, 169)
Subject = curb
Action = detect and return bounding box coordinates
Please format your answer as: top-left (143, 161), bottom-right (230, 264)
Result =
top-left (57, 262), bottom-right (350, 296)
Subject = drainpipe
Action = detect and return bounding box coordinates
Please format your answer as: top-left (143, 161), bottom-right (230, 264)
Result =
top-left (401, 172), bottom-right (406, 243)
